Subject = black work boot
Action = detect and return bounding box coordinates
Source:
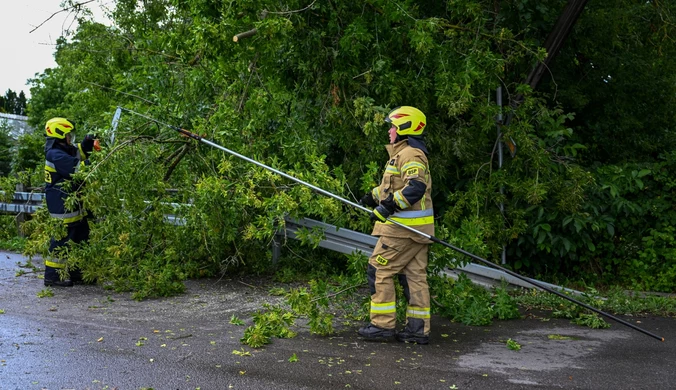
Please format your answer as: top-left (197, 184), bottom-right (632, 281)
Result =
top-left (69, 268), bottom-right (83, 284)
top-left (358, 323), bottom-right (396, 341)
top-left (44, 265), bottom-right (74, 287)
top-left (396, 318), bottom-right (429, 345)
top-left (44, 278), bottom-right (74, 287)
top-left (69, 269), bottom-right (97, 285)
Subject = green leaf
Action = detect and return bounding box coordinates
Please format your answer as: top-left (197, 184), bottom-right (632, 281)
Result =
top-left (230, 315), bottom-right (245, 326)
top-left (637, 169), bottom-right (651, 178)
top-left (635, 179), bottom-right (644, 189)
top-left (506, 338), bottom-right (521, 351)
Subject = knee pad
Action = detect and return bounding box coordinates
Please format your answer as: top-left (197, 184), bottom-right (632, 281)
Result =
top-left (397, 274), bottom-right (411, 303)
top-left (367, 264), bottom-right (377, 295)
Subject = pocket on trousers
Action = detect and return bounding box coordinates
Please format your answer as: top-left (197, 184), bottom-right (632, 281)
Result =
top-left (379, 237), bottom-right (406, 254)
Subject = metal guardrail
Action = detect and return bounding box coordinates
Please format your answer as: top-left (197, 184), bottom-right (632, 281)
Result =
top-left (278, 218), bottom-right (378, 257)
top-left (2, 192), bottom-right (580, 293)
top-left (276, 217), bottom-right (581, 294)
top-left (0, 191), bottom-right (189, 223)
top-left (0, 191), bottom-right (42, 214)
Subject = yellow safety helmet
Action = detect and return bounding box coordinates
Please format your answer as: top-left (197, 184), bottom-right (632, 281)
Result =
top-left (385, 106), bottom-right (426, 136)
top-left (45, 117), bottom-right (76, 139)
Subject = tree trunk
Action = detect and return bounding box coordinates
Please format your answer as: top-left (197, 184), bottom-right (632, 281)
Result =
top-left (524, 0), bottom-right (590, 92)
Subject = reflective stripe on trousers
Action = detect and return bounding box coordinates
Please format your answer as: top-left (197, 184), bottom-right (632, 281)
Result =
top-left (50, 210), bottom-right (84, 224)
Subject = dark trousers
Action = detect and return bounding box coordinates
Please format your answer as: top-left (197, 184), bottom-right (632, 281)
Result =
top-left (45, 219), bottom-right (90, 281)
top-left (48, 218), bottom-right (90, 252)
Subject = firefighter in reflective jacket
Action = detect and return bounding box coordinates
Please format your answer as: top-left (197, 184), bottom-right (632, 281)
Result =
top-left (358, 106), bottom-right (434, 345)
top-left (43, 117), bottom-right (97, 287)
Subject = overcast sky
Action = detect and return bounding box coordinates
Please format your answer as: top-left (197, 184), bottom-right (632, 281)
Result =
top-left (0, 1), bottom-right (112, 98)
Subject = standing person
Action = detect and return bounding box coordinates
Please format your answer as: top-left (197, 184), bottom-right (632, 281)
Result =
top-left (358, 106), bottom-right (434, 345)
top-left (43, 117), bottom-right (97, 287)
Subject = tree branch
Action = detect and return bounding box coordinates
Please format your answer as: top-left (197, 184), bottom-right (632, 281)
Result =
top-left (267, 1), bottom-right (317, 15)
top-left (233, 29), bottom-right (257, 42)
top-left (29, 0), bottom-right (95, 34)
top-left (85, 82), bottom-right (156, 106)
top-left (163, 143), bottom-right (191, 182)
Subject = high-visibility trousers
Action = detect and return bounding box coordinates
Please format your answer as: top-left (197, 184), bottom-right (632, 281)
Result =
top-left (367, 235), bottom-right (431, 334)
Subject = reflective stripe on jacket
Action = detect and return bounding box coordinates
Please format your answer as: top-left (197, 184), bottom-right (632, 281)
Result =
top-left (371, 139), bottom-right (434, 243)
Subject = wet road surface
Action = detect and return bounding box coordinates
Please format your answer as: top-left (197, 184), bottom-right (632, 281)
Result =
top-left (1, 251), bottom-right (675, 390)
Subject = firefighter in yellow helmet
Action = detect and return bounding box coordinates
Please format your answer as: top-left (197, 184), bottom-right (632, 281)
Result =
top-left (358, 106), bottom-right (434, 344)
top-left (43, 117), bottom-right (98, 287)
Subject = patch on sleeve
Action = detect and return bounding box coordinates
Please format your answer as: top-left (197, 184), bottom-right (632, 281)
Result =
top-left (405, 167), bottom-right (419, 178)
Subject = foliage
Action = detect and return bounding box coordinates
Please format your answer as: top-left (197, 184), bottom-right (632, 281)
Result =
top-left (509, 287), bottom-right (676, 329)
top-left (10, 132), bottom-right (44, 186)
top-left (430, 273), bottom-right (521, 326)
top-left (0, 177), bottom-right (27, 251)
top-left (229, 314), bottom-right (245, 326)
top-left (0, 89), bottom-right (27, 115)
top-left (513, 152), bottom-right (676, 292)
top-left (540, 0), bottom-right (676, 164)
top-left (15, 0), bottom-right (676, 300)
top-left (37, 288), bottom-right (54, 298)
top-left (548, 334), bottom-right (574, 340)
top-left (20, 0), bottom-right (550, 296)
top-left (286, 283), bottom-right (333, 336)
top-left (506, 338), bottom-right (521, 351)
top-left (572, 313), bottom-right (610, 329)
top-left (0, 235), bottom-right (26, 252)
top-left (493, 284), bottom-right (522, 320)
top-left (0, 122), bottom-right (12, 176)
top-left (240, 304), bottom-right (297, 348)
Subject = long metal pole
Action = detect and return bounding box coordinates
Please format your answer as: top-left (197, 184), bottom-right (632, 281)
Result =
top-left (497, 87), bottom-right (507, 265)
top-left (113, 107), bottom-right (665, 342)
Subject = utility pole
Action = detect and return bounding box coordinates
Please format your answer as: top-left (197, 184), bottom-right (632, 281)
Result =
top-left (499, 0), bottom-right (589, 265)
top-left (497, 86), bottom-right (506, 265)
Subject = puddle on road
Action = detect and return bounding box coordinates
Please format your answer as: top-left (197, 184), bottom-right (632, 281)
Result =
top-left (457, 327), bottom-right (630, 385)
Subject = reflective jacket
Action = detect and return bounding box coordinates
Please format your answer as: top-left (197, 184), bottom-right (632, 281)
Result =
top-left (370, 139), bottom-right (434, 243)
top-left (44, 141), bottom-right (88, 224)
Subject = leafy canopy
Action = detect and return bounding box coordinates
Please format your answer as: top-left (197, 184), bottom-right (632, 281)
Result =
top-left (19, 0), bottom-right (676, 298)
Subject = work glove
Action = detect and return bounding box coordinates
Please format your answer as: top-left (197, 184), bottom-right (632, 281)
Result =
top-left (370, 194), bottom-right (397, 222)
top-left (80, 134), bottom-right (98, 154)
top-left (359, 192), bottom-right (378, 208)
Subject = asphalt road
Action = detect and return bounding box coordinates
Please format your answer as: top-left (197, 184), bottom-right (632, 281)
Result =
top-left (1, 250), bottom-right (675, 390)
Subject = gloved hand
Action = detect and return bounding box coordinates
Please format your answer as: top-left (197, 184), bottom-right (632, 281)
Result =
top-left (370, 194), bottom-right (397, 222)
top-left (359, 192), bottom-right (378, 208)
top-left (80, 134), bottom-right (97, 154)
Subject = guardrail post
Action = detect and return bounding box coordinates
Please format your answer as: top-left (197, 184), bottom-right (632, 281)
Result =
top-left (15, 183), bottom-right (26, 237)
top-left (272, 233), bottom-right (282, 265)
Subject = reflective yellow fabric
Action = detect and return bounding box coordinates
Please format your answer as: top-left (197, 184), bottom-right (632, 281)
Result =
top-left (370, 301), bottom-right (396, 314)
top-left (45, 259), bottom-right (66, 268)
top-left (406, 306), bottom-right (431, 319)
